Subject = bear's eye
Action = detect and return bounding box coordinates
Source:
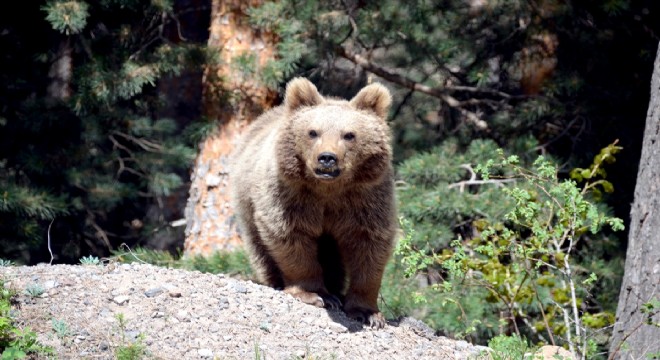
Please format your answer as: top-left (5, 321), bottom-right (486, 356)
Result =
top-left (308, 130), bottom-right (318, 138)
top-left (343, 132), bottom-right (355, 141)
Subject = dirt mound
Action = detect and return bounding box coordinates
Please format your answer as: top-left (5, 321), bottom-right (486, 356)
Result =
top-left (1, 263), bottom-right (488, 359)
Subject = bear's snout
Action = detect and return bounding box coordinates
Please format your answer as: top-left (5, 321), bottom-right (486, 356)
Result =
top-left (314, 152), bottom-right (341, 179)
top-left (317, 152), bottom-right (337, 168)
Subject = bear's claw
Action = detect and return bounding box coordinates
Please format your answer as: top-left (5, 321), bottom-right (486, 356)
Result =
top-left (344, 307), bottom-right (386, 329)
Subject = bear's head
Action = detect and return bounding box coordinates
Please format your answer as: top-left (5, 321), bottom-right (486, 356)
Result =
top-left (277, 78), bottom-right (393, 187)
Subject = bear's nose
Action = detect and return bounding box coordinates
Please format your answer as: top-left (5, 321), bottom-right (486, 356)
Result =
top-left (317, 152), bottom-right (337, 167)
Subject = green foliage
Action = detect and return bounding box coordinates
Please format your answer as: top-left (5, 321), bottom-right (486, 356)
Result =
top-left (569, 141), bottom-right (623, 201)
top-left (51, 318), bottom-right (71, 339)
top-left (487, 334), bottom-right (532, 360)
top-left (395, 138), bottom-right (528, 251)
top-left (392, 142), bottom-right (624, 358)
top-left (641, 298), bottom-right (660, 328)
top-left (79, 255), bottom-right (101, 266)
top-left (42, 1), bottom-right (90, 35)
top-left (1, 0), bottom-right (210, 262)
top-left (111, 247), bottom-right (253, 277)
top-left (1, 279), bottom-right (52, 359)
top-left (114, 313), bottom-right (147, 360)
top-left (247, 2), bottom-right (307, 89)
top-left (23, 283), bottom-right (44, 298)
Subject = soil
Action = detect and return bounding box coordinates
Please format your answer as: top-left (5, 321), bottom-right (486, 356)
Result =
top-left (1, 263), bottom-right (489, 359)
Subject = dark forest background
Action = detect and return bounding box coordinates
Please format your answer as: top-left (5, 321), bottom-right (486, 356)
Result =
top-left (1, 0), bottom-right (659, 356)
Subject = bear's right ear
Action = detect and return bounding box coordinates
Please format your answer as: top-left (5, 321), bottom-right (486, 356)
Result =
top-left (284, 78), bottom-right (323, 112)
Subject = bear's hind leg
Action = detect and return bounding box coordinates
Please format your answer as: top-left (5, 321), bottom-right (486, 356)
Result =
top-left (240, 220), bottom-right (284, 289)
top-left (247, 236), bottom-right (284, 289)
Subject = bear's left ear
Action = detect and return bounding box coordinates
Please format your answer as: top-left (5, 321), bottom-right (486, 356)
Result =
top-left (284, 78), bottom-right (323, 112)
top-left (350, 83), bottom-right (392, 119)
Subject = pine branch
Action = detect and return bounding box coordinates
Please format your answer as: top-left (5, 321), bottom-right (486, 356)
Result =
top-left (336, 46), bottom-right (529, 130)
top-left (336, 46), bottom-right (520, 102)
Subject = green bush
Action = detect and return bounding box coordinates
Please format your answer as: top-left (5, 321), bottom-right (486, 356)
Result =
top-left (388, 141), bottom-right (624, 359)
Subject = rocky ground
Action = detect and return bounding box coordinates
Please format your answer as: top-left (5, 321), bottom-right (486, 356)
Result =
top-left (1, 263), bottom-right (490, 359)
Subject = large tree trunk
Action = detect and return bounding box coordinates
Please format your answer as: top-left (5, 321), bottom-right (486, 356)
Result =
top-left (609, 43), bottom-right (660, 359)
top-left (183, 0), bottom-right (277, 256)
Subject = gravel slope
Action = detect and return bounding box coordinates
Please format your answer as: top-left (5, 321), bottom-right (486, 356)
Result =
top-left (1, 263), bottom-right (489, 359)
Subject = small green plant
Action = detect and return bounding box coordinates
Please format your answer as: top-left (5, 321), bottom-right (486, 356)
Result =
top-left (114, 313), bottom-right (147, 360)
top-left (51, 318), bottom-right (71, 339)
top-left (79, 255), bottom-right (101, 266)
top-left (0, 259), bottom-right (13, 267)
top-left (1, 279), bottom-right (53, 359)
top-left (23, 283), bottom-right (44, 298)
top-left (254, 341), bottom-right (266, 360)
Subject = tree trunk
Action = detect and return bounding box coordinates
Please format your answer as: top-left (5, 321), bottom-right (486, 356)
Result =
top-left (183, 0), bottom-right (277, 256)
top-left (609, 43), bottom-right (660, 359)
top-left (46, 38), bottom-right (72, 103)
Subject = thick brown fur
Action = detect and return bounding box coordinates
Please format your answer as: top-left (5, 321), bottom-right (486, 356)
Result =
top-left (230, 78), bottom-right (397, 328)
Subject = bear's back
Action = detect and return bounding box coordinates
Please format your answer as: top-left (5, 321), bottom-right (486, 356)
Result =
top-left (232, 106), bottom-right (285, 165)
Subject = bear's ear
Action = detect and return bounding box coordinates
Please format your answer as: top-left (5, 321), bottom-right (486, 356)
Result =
top-left (284, 78), bottom-right (323, 112)
top-left (350, 83), bottom-right (392, 119)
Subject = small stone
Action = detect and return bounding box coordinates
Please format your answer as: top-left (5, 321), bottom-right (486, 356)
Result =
top-left (232, 282), bottom-right (248, 294)
top-left (217, 296), bottom-right (229, 310)
top-left (375, 330), bottom-right (391, 339)
top-left (223, 335), bottom-right (232, 341)
top-left (205, 174), bottom-right (222, 187)
top-left (43, 280), bottom-right (59, 290)
top-left (168, 289), bottom-right (182, 298)
top-left (198, 348), bottom-right (213, 358)
top-left (112, 295), bottom-right (129, 305)
top-left (327, 322), bottom-right (348, 333)
top-left (125, 330), bottom-right (140, 341)
top-left (295, 350), bottom-right (306, 358)
top-left (175, 310), bottom-right (189, 321)
top-left (144, 287), bottom-right (165, 298)
top-left (533, 345), bottom-right (576, 360)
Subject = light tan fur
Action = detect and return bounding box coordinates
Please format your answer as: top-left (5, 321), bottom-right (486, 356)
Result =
top-left (230, 78), bottom-right (397, 328)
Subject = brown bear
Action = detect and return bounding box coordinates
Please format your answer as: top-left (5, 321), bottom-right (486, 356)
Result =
top-left (230, 77), bottom-right (397, 328)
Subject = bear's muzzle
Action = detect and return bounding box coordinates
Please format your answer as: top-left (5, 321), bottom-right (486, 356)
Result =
top-left (315, 152), bottom-right (341, 179)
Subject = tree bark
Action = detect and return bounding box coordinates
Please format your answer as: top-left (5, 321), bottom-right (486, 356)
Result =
top-left (46, 38), bottom-right (72, 103)
top-left (609, 43), bottom-right (660, 359)
top-left (183, 0), bottom-right (277, 256)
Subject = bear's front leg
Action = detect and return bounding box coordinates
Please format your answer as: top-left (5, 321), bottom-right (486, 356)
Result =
top-left (269, 233), bottom-right (342, 310)
top-left (340, 233), bottom-right (392, 329)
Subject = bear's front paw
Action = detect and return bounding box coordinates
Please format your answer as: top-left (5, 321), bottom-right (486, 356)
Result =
top-left (344, 307), bottom-right (387, 329)
top-left (285, 287), bottom-right (343, 309)
top-left (320, 293), bottom-right (343, 310)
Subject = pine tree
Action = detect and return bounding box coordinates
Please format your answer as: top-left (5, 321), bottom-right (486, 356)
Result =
top-left (0, 0), bottom-right (209, 262)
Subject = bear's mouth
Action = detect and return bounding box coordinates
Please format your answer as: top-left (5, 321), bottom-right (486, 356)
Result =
top-left (314, 167), bottom-right (341, 180)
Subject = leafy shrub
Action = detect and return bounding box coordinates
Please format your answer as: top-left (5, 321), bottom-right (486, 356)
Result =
top-left (390, 141), bottom-right (624, 359)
